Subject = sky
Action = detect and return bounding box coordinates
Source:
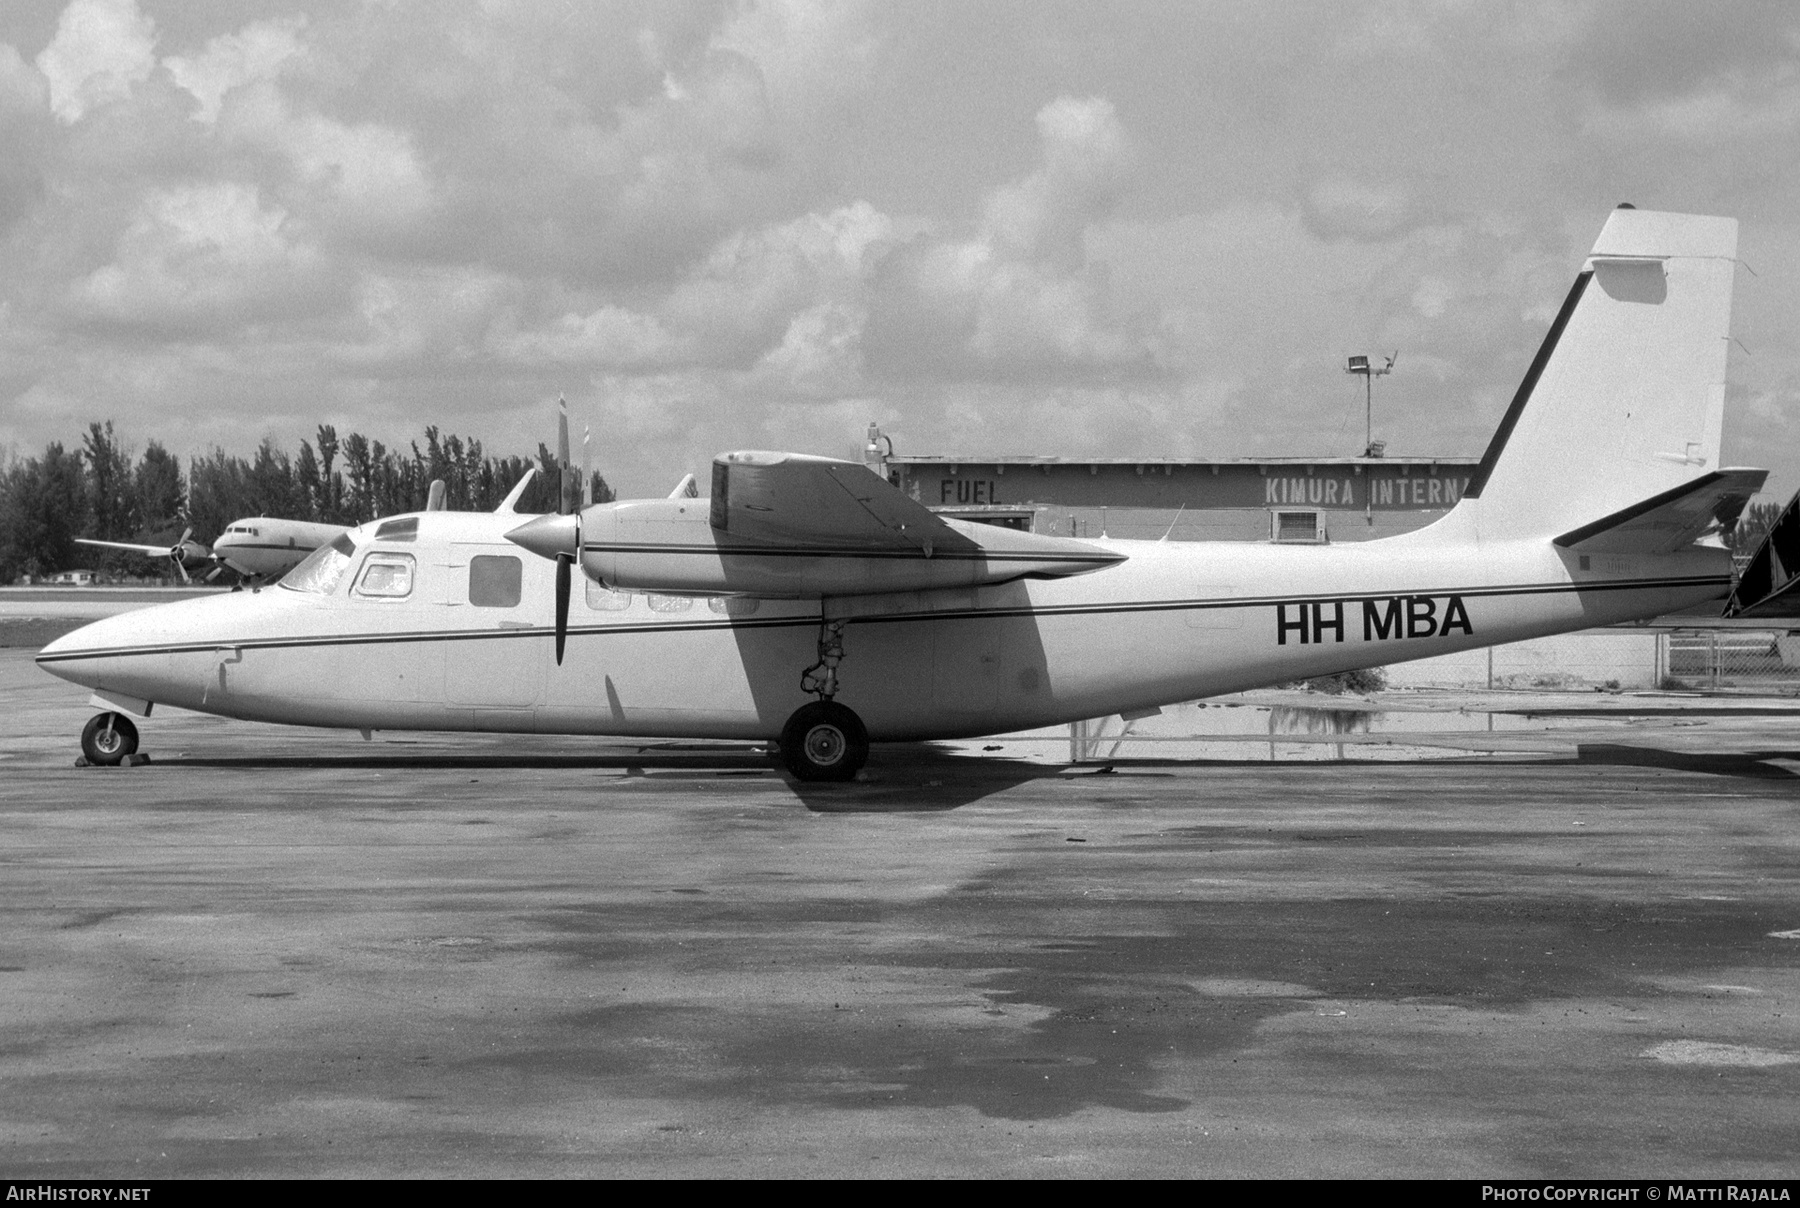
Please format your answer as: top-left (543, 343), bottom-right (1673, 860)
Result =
top-left (1, 0), bottom-right (1798, 501)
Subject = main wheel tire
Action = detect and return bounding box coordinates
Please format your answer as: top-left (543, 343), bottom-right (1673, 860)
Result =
top-left (779, 701), bottom-right (869, 782)
top-left (81, 712), bottom-right (139, 766)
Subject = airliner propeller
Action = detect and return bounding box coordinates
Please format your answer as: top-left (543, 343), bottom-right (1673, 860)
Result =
top-left (168, 527), bottom-right (208, 582)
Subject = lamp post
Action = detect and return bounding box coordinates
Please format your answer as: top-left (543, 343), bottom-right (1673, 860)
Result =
top-left (1345, 352), bottom-right (1396, 458)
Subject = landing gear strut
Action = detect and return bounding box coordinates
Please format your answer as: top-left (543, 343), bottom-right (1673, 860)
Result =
top-left (779, 617), bottom-right (868, 781)
top-left (799, 618), bottom-right (847, 700)
top-left (80, 712), bottom-right (139, 766)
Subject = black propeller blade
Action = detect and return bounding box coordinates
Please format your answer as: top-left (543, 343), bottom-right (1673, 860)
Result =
top-left (553, 397), bottom-right (579, 665)
top-left (554, 552), bottom-right (571, 664)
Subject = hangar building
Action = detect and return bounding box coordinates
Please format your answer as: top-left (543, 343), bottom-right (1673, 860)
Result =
top-left (861, 427), bottom-right (1480, 544)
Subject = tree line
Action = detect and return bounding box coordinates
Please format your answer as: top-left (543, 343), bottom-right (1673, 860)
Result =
top-left (1, 422), bottom-right (613, 582)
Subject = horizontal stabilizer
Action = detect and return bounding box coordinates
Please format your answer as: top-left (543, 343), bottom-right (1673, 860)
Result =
top-left (1726, 486), bottom-right (1800, 617)
top-left (1552, 468), bottom-right (1765, 555)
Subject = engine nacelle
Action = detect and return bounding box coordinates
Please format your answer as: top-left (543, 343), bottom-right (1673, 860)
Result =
top-left (579, 498), bottom-right (1122, 598)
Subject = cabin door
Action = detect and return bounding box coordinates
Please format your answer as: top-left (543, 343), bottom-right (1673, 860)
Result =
top-left (441, 544), bottom-right (546, 709)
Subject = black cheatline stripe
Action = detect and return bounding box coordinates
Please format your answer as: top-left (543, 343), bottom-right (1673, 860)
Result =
top-left (218, 543), bottom-right (321, 553)
top-left (1553, 472), bottom-right (1727, 548)
top-left (1463, 269), bottom-right (1593, 500)
top-left (33, 614), bottom-right (809, 662)
top-left (855, 574), bottom-right (1729, 626)
top-left (581, 542), bottom-right (1108, 563)
top-left (34, 574), bottom-right (1726, 664)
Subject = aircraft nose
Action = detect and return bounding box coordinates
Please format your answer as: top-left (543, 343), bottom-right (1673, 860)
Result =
top-left (506, 512), bottom-right (579, 562)
top-left (37, 623), bottom-right (83, 661)
top-left (35, 616), bottom-right (118, 689)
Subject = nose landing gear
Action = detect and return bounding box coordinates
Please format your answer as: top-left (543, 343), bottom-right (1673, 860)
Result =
top-left (778, 617), bottom-right (869, 782)
top-left (80, 712), bottom-right (140, 766)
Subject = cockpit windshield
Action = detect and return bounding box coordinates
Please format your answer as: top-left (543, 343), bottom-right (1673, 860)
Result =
top-left (279, 533), bottom-right (359, 594)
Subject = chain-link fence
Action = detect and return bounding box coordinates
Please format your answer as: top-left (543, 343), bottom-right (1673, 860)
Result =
top-left (1661, 629), bottom-right (1800, 693)
top-left (1365, 627), bottom-right (1800, 693)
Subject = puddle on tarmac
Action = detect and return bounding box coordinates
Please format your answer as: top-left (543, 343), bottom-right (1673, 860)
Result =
top-left (999, 700), bottom-right (1630, 763)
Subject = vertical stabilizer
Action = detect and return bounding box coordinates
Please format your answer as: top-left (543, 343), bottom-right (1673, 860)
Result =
top-left (1456, 208), bottom-right (1738, 541)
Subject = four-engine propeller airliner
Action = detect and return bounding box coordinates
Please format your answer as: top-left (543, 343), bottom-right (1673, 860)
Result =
top-left (37, 208), bottom-right (1764, 780)
top-left (79, 516), bottom-right (348, 584)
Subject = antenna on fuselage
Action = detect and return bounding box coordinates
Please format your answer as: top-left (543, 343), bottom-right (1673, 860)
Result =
top-left (1159, 503), bottom-right (1186, 542)
top-left (496, 467), bottom-right (537, 513)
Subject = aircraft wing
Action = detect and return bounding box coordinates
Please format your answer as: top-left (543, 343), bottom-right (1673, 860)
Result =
top-left (1552, 468), bottom-right (1766, 556)
top-left (710, 451), bottom-right (977, 556)
top-left (75, 538), bottom-right (175, 557)
top-left (543, 451), bottom-right (1124, 598)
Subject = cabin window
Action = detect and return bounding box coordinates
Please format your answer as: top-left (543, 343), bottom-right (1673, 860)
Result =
top-left (354, 552), bottom-right (416, 598)
top-left (707, 596), bottom-right (761, 616)
top-left (647, 594), bottom-right (694, 613)
top-left (586, 580), bottom-right (633, 611)
top-left (469, 554), bottom-right (523, 607)
top-left (280, 533), bottom-right (358, 594)
top-left (375, 517), bottom-right (418, 542)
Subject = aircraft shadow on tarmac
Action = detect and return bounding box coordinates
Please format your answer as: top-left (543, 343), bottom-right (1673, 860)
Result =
top-left (137, 739), bottom-right (1800, 819)
top-left (156, 741), bottom-right (1063, 812)
top-left (1571, 742), bottom-right (1800, 779)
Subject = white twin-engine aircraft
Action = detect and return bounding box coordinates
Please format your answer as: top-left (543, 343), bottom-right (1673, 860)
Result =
top-left (38, 208), bottom-right (1763, 780)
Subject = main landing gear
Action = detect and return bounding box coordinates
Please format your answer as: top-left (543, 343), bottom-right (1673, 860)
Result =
top-left (777, 618), bottom-right (869, 782)
top-left (80, 712), bottom-right (139, 766)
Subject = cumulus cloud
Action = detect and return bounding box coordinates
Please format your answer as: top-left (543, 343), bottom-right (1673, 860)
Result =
top-left (1300, 177), bottom-right (1428, 243)
top-left (862, 96), bottom-right (1154, 381)
top-left (1584, 81), bottom-right (1800, 143)
top-left (492, 201), bottom-right (891, 381)
top-left (0, 41), bottom-right (49, 112)
top-left (71, 182), bottom-right (332, 332)
top-left (0, 43), bottom-right (52, 233)
top-left (663, 201), bottom-right (893, 363)
top-left (1565, 0), bottom-right (1800, 146)
top-left (493, 305), bottom-right (689, 370)
top-left (35, 0), bottom-right (156, 124)
top-left (163, 16), bottom-right (305, 125)
top-left (6, 4), bottom-right (1800, 500)
top-left (494, 98), bottom-right (1154, 396)
top-left (1570, 0), bottom-right (1800, 106)
top-left (750, 300), bottom-right (868, 396)
top-left (330, 265), bottom-right (516, 370)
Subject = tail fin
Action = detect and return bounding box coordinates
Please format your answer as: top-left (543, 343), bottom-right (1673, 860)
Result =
top-left (1455, 207), bottom-right (1740, 542)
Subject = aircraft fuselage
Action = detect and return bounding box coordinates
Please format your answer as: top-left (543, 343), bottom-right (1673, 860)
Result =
top-left (37, 509), bottom-right (1729, 743)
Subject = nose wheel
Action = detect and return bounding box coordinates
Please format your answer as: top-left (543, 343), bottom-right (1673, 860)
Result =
top-left (778, 700), bottom-right (868, 782)
top-left (80, 712), bottom-right (139, 766)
